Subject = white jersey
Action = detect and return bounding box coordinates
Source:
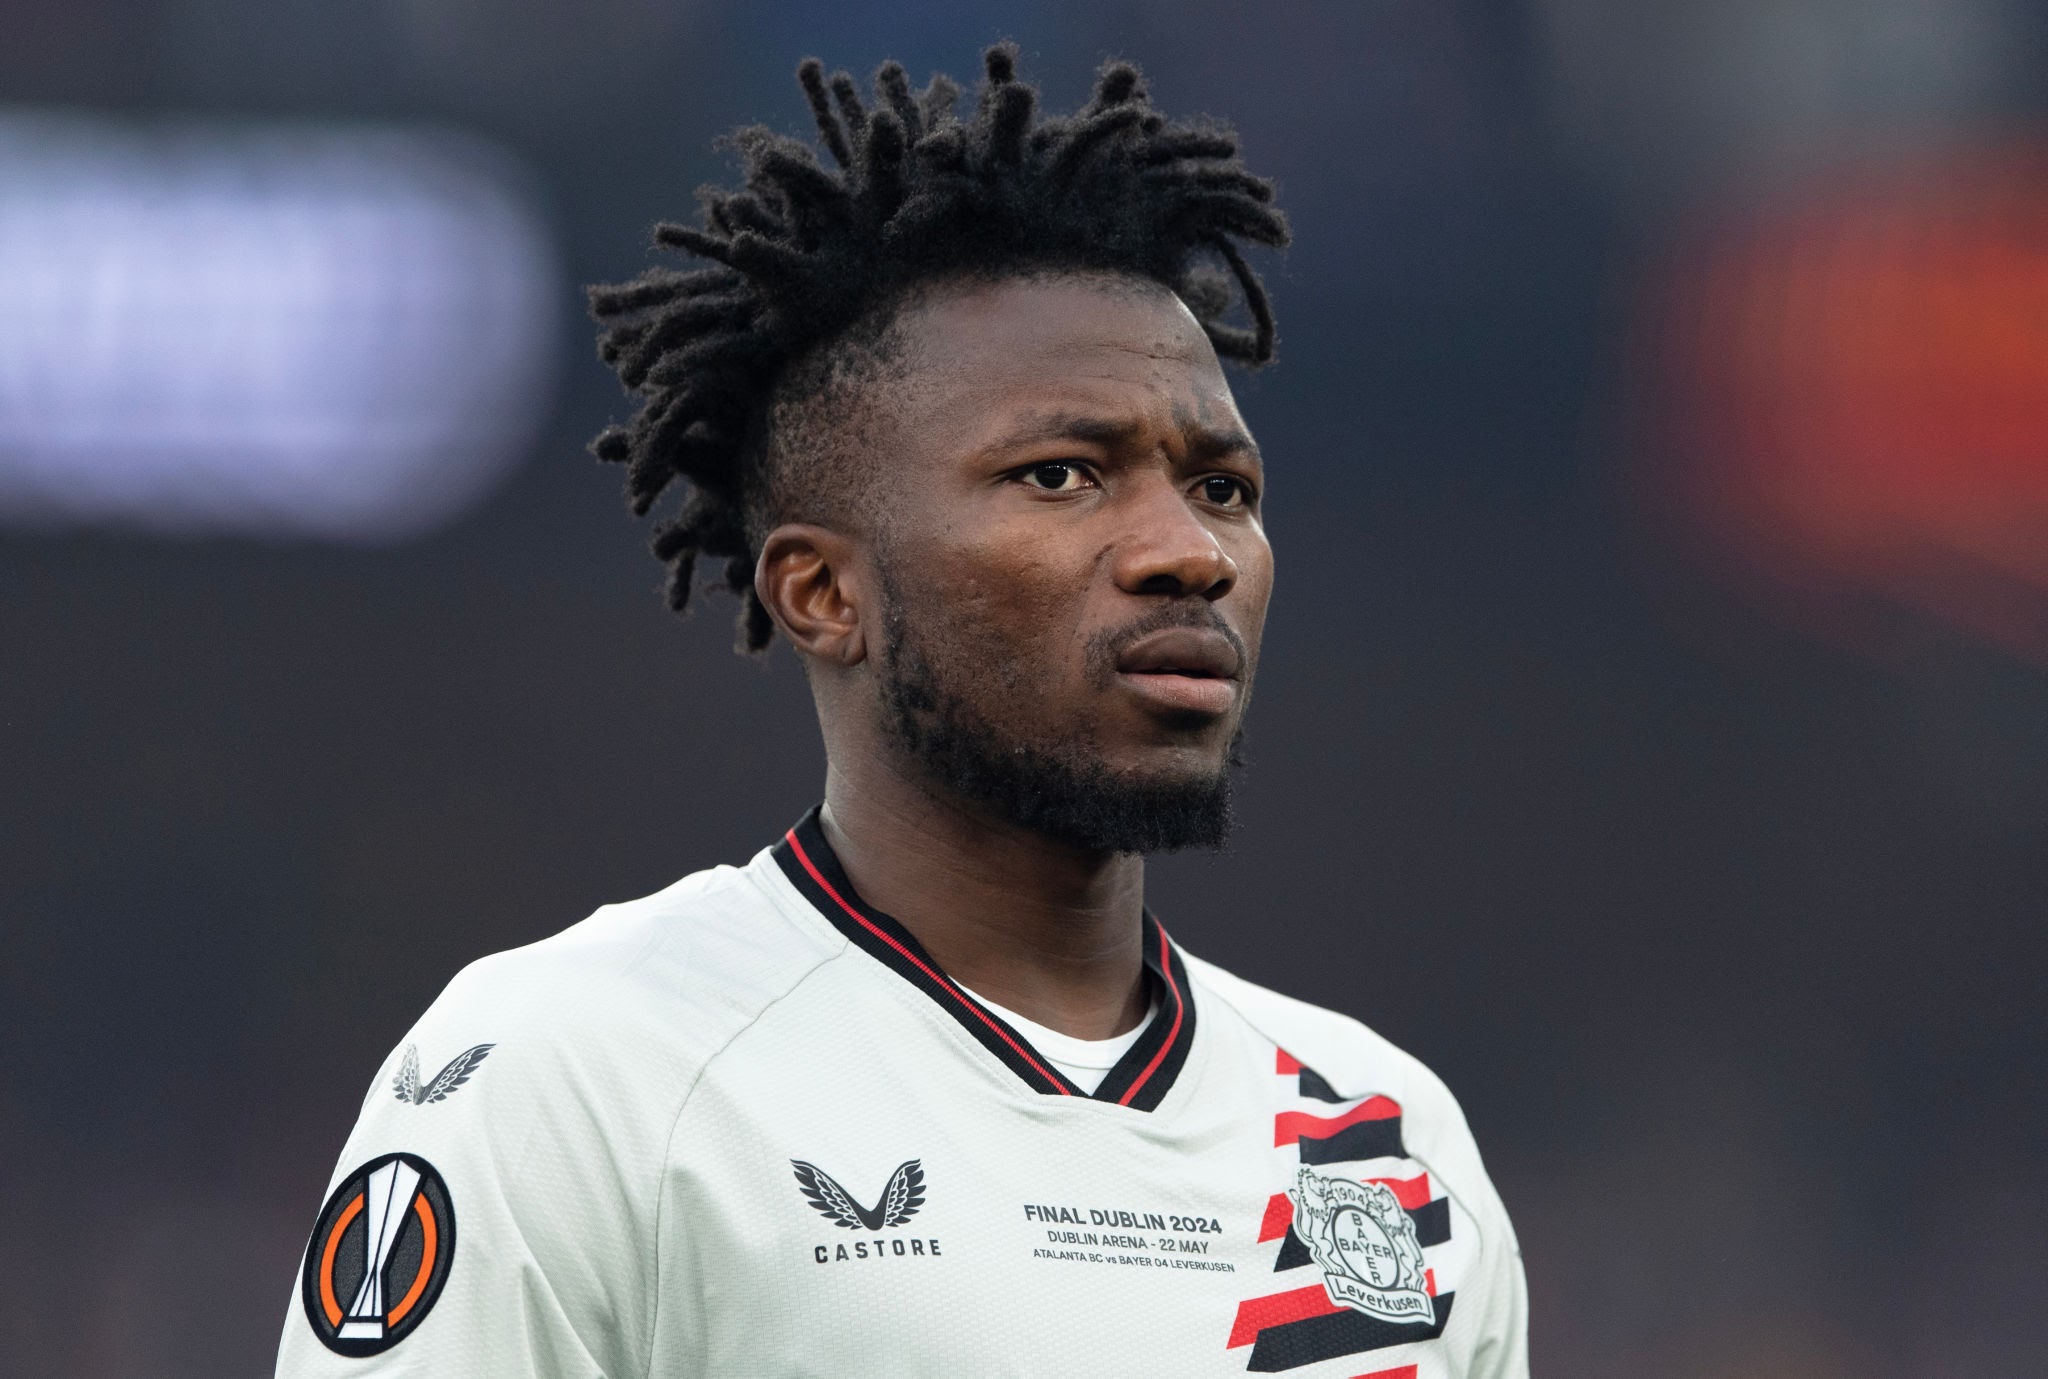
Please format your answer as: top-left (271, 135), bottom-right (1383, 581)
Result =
top-left (278, 808), bottom-right (1528, 1378)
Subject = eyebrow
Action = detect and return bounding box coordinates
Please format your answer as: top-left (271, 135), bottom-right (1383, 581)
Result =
top-left (991, 412), bottom-right (1261, 463)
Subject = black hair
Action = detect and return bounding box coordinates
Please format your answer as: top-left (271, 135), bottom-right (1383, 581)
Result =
top-left (586, 44), bottom-right (1289, 651)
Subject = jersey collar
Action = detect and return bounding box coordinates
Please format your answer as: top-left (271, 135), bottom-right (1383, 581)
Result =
top-left (772, 805), bottom-right (1197, 1112)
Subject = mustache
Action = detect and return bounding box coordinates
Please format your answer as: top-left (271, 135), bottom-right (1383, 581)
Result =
top-left (1084, 605), bottom-right (1250, 686)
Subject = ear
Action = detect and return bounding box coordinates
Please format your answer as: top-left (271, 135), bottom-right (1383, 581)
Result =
top-left (754, 523), bottom-right (869, 667)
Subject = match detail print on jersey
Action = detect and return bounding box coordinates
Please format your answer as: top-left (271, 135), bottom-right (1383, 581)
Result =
top-left (300, 1152), bottom-right (456, 1357)
top-left (772, 805), bottom-right (1197, 1110)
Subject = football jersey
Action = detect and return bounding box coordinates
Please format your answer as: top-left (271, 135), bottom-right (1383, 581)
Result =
top-left (277, 807), bottom-right (1529, 1378)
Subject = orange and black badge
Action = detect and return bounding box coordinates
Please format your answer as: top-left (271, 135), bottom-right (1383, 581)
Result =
top-left (300, 1152), bottom-right (456, 1356)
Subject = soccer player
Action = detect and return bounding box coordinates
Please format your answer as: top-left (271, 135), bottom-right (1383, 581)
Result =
top-left (279, 48), bottom-right (1528, 1378)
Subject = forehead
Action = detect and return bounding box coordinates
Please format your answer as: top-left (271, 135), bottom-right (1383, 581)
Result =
top-left (882, 273), bottom-right (1242, 438)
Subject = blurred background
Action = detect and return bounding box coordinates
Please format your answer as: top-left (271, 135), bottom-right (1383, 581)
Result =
top-left (3, 1), bottom-right (2044, 1373)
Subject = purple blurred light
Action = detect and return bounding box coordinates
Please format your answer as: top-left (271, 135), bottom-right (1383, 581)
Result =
top-left (0, 114), bottom-right (558, 539)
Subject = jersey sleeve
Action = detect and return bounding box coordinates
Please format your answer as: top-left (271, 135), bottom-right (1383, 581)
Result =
top-left (1184, 955), bottom-right (1533, 1379)
top-left (1477, 1248), bottom-right (1531, 1379)
top-left (1399, 1059), bottom-right (1530, 1379)
top-left (275, 951), bottom-right (676, 1379)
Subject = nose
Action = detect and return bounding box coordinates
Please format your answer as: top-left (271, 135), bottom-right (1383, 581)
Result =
top-left (1110, 476), bottom-right (1238, 601)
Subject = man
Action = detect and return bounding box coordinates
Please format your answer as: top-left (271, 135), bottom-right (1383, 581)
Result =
top-left (278, 48), bottom-right (1528, 1377)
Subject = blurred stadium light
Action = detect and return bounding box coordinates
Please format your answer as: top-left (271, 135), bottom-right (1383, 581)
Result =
top-left (0, 114), bottom-right (558, 540)
top-left (1624, 138), bottom-right (2048, 668)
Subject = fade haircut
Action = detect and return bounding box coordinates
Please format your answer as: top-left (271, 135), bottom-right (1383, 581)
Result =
top-left (586, 44), bottom-right (1289, 652)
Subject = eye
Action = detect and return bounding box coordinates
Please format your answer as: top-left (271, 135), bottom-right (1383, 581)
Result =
top-left (1201, 474), bottom-right (1253, 508)
top-left (1020, 462), bottom-right (1092, 492)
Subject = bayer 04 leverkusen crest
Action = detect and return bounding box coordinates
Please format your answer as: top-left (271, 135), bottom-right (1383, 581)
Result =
top-left (1289, 1166), bottom-right (1435, 1326)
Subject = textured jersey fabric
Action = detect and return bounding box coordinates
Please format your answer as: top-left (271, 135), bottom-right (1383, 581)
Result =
top-left (277, 807), bottom-right (1529, 1378)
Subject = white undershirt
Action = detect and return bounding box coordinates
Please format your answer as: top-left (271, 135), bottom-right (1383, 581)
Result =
top-left (956, 983), bottom-right (1160, 1095)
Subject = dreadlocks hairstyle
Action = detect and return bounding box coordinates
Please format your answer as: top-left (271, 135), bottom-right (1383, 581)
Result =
top-left (587, 44), bottom-right (1289, 652)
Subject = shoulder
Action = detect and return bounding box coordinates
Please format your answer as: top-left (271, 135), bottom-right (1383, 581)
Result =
top-left (288, 852), bottom-right (850, 1372)
top-left (1185, 952), bottom-right (1506, 1210)
top-left (1184, 952), bottom-right (1447, 1105)
top-left (414, 850), bottom-right (844, 1078)
top-left (1187, 954), bottom-right (1528, 1372)
top-left (337, 847), bottom-right (850, 1186)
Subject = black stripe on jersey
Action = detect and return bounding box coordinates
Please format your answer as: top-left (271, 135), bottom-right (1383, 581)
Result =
top-left (773, 806), bottom-right (1198, 1111)
top-left (1295, 1116), bottom-right (1406, 1165)
top-left (1295, 1064), bottom-right (1348, 1102)
top-left (1245, 1293), bottom-right (1455, 1372)
top-left (1408, 1196), bottom-right (1451, 1247)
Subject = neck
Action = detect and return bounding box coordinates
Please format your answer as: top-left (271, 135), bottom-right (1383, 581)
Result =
top-left (818, 755), bottom-right (1151, 1042)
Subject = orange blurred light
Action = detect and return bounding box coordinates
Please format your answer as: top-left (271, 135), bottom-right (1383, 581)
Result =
top-left (1630, 140), bottom-right (2048, 666)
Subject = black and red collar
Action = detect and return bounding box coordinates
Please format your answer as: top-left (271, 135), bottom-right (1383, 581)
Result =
top-left (772, 805), bottom-right (1197, 1112)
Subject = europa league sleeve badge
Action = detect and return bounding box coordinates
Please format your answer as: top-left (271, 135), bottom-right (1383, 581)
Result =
top-left (300, 1153), bottom-right (456, 1355)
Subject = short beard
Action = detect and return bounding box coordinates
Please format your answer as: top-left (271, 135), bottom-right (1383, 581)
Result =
top-left (874, 578), bottom-right (1243, 855)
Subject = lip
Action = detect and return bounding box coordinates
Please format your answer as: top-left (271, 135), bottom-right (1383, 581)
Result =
top-left (1114, 670), bottom-right (1239, 716)
top-left (1114, 627), bottom-right (1243, 680)
top-left (1112, 626), bottom-right (1243, 718)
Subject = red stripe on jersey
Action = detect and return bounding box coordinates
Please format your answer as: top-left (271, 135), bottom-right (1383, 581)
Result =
top-left (1226, 1283), bottom-right (1343, 1347)
top-left (1350, 1368), bottom-right (1419, 1379)
top-left (1426, 1268), bottom-right (1437, 1297)
top-left (1275, 1047), bottom-right (1302, 1075)
top-left (784, 829), bottom-right (1073, 1096)
top-left (1273, 1096), bottom-right (1402, 1146)
top-left (1116, 921), bottom-right (1184, 1107)
top-left (1368, 1172), bottom-right (1433, 1211)
top-left (1258, 1192), bottom-right (1293, 1242)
